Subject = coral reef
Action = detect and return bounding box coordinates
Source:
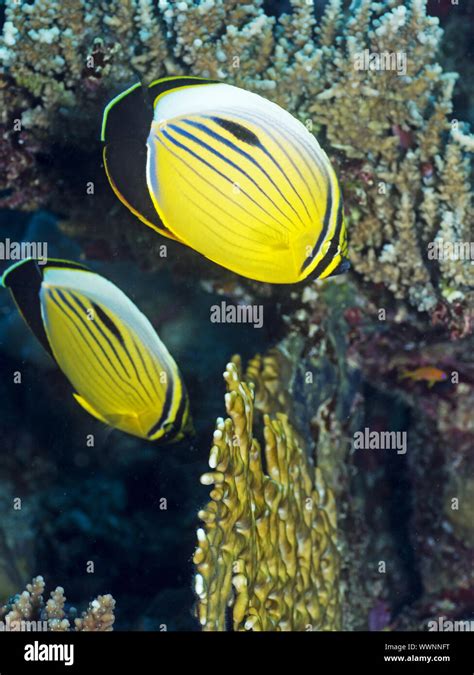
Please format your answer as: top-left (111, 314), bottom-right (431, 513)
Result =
top-left (193, 359), bottom-right (340, 631)
top-left (344, 299), bottom-right (474, 629)
top-left (392, 411), bottom-right (473, 631)
top-left (0, 576), bottom-right (115, 631)
top-left (272, 283), bottom-right (386, 631)
top-left (0, 0), bottom-right (471, 635)
top-left (0, 0), bottom-right (471, 330)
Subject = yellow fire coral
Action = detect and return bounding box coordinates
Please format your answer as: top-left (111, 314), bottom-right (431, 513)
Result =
top-left (234, 350), bottom-right (294, 420)
top-left (193, 359), bottom-right (340, 631)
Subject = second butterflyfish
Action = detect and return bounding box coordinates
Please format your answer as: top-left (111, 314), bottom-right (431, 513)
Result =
top-left (101, 76), bottom-right (349, 284)
top-left (2, 258), bottom-right (191, 442)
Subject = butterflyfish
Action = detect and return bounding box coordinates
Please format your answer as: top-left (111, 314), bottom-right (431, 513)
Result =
top-left (1, 258), bottom-right (191, 442)
top-left (101, 76), bottom-right (349, 284)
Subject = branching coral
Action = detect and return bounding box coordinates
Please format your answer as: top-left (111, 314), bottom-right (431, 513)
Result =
top-left (0, 575), bottom-right (115, 631)
top-left (305, 0), bottom-right (472, 323)
top-left (193, 359), bottom-right (340, 631)
top-left (0, 0), bottom-right (175, 212)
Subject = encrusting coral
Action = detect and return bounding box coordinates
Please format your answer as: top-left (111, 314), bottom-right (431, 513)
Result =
top-left (0, 576), bottom-right (115, 631)
top-left (0, 0), bottom-right (471, 331)
top-left (193, 358), bottom-right (340, 631)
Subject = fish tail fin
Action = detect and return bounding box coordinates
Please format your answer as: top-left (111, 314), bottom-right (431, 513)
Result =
top-left (399, 369), bottom-right (411, 381)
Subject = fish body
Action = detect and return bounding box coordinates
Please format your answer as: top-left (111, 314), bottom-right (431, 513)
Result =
top-left (399, 366), bottom-right (448, 387)
top-left (2, 258), bottom-right (191, 442)
top-left (101, 77), bottom-right (349, 284)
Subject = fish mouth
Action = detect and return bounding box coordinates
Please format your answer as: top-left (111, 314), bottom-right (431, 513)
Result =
top-left (330, 257), bottom-right (351, 277)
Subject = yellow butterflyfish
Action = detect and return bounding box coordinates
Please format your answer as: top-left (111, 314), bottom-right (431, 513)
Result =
top-left (101, 76), bottom-right (349, 284)
top-left (2, 258), bottom-right (191, 442)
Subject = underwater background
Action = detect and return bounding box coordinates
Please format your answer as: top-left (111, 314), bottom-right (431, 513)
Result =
top-left (0, 0), bottom-right (472, 632)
